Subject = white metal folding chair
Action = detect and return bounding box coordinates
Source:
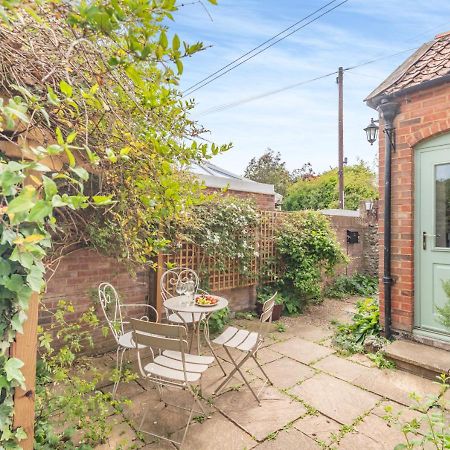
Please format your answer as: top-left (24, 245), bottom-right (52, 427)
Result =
top-left (160, 268), bottom-right (205, 351)
top-left (131, 318), bottom-right (214, 449)
top-left (212, 293), bottom-right (277, 404)
top-left (98, 282), bottom-right (158, 397)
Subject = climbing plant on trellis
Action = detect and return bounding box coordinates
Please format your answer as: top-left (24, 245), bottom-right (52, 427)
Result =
top-left (0, 0), bottom-right (223, 447)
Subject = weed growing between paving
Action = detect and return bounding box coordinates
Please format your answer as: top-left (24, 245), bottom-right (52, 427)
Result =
top-left (332, 298), bottom-right (393, 368)
top-left (383, 373), bottom-right (450, 449)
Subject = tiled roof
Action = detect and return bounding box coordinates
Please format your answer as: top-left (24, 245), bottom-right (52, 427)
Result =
top-left (365, 31), bottom-right (450, 104)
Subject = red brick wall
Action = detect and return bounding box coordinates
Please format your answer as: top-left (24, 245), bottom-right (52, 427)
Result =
top-left (377, 82), bottom-right (450, 333)
top-left (42, 248), bottom-right (150, 354)
top-left (205, 187), bottom-right (276, 210)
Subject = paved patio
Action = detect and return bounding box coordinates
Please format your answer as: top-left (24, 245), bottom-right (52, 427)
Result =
top-left (95, 298), bottom-right (446, 449)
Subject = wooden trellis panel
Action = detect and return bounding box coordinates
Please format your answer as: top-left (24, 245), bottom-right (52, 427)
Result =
top-left (159, 210), bottom-right (289, 294)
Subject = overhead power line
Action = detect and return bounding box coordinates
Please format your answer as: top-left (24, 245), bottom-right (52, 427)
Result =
top-left (197, 46), bottom-right (419, 116)
top-left (183, 0), bottom-right (348, 97)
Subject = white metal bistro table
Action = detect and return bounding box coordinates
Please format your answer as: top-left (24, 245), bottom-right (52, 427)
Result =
top-left (163, 295), bottom-right (228, 374)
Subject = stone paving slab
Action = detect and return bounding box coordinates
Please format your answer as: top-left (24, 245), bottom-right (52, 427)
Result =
top-left (183, 413), bottom-right (257, 450)
top-left (289, 373), bottom-right (380, 424)
top-left (270, 337), bottom-right (335, 364)
top-left (254, 428), bottom-right (320, 449)
top-left (214, 385), bottom-right (307, 441)
top-left (283, 323), bottom-right (333, 343)
top-left (353, 413), bottom-right (407, 449)
top-left (338, 431), bottom-right (382, 450)
top-left (293, 413), bottom-right (341, 445)
top-left (95, 421), bottom-right (138, 450)
top-left (314, 354), bottom-right (441, 406)
top-left (249, 357), bottom-right (315, 389)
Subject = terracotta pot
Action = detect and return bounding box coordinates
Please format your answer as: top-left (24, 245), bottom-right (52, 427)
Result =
top-left (255, 303), bottom-right (284, 321)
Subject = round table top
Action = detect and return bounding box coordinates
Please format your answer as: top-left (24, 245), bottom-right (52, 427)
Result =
top-left (164, 295), bottom-right (228, 314)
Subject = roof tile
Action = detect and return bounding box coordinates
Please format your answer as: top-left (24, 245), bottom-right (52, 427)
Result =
top-left (366, 32), bottom-right (450, 102)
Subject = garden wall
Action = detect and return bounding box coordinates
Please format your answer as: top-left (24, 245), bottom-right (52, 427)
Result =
top-left (40, 207), bottom-right (378, 353)
top-left (41, 248), bottom-right (150, 354)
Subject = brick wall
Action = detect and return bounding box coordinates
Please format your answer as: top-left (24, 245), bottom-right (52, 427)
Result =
top-left (205, 187), bottom-right (276, 210)
top-left (42, 248), bottom-right (150, 354)
top-left (377, 81), bottom-right (450, 333)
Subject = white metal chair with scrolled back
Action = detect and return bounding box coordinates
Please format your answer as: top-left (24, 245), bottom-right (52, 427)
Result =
top-left (131, 318), bottom-right (214, 448)
top-left (98, 282), bottom-right (158, 397)
top-left (160, 268), bottom-right (205, 348)
top-left (212, 292), bottom-right (277, 404)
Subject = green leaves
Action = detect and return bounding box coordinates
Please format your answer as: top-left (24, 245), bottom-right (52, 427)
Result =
top-left (59, 80), bottom-right (73, 97)
top-left (4, 358), bottom-right (25, 389)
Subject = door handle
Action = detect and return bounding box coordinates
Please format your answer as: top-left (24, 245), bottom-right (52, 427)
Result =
top-left (422, 232), bottom-right (440, 250)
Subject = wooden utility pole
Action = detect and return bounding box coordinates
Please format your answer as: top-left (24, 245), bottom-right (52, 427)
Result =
top-left (337, 66), bottom-right (344, 209)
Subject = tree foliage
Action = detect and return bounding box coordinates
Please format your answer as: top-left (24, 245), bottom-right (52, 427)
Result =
top-left (0, 0), bottom-right (225, 447)
top-left (284, 162), bottom-right (378, 211)
top-left (243, 149), bottom-right (298, 197)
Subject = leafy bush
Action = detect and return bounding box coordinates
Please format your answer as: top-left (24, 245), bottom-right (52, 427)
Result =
top-left (257, 286), bottom-right (284, 305)
top-left (275, 211), bottom-right (347, 314)
top-left (207, 307), bottom-right (230, 334)
top-left (324, 274), bottom-right (378, 299)
top-left (383, 373), bottom-right (449, 449)
top-left (176, 197), bottom-right (259, 275)
top-left (333, 298), bottom-right (382, 355)
top-left (35, 301), bottom-right (133, 449)
top-left (284, 161), bottom-right (378, 211)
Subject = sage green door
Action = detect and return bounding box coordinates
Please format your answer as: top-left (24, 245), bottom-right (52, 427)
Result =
top-left (415, 133), bottom-right (450, 339)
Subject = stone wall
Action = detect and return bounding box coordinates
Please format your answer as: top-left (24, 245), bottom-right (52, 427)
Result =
top-left (323, 207), bottom-right (379, 277)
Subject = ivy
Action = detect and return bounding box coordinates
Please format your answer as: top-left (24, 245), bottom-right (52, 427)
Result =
top-left (174, 196), bottom-right (259, 276)
top-left (0, 0), bottom-right (226, 446)
top-left (274, 211), bottom-right (347, 313)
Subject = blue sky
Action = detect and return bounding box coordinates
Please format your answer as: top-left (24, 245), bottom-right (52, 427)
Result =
top-left (171, 0), bottom-right (450, 175)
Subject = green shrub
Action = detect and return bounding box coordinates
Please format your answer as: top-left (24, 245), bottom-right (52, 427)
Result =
top-left (333, 298), bottom-right (381, 355)
top-left (206, 307), bottom-right (230, 334)
top-left (35, 301), bottom-right (133, 449)
top-left (324, 273), bottom-right (378, 299)
top-left (275, 211), bottom-right (347, 314)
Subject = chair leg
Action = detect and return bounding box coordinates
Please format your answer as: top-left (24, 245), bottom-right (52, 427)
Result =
top-left (252, 353), bottom-right (273, 385)
top-left (206, 341), bottom-right (227, 377)
top-left (112, 347), bottom-right (126, 398)
top-left (214, 347), bottom-right (252, 397)
top-left (203, 319), bottom-right (227, 376)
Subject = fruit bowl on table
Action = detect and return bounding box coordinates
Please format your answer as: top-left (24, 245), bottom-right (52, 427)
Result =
top-left (195, 294), bottom-right (219, 307)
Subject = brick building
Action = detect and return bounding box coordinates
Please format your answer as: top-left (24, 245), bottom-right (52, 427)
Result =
top-left (190, 161), bottom-right (281, 210)
top-left (365, 32), bottom-right (450, 347)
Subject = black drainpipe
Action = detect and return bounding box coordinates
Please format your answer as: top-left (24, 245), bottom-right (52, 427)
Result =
top-left (377, 99), bottom-right (399, 340)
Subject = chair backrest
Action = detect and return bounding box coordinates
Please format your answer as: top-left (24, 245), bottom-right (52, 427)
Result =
top-left (160, 268), bottom-right (199, 301)
top-left (131, 318), bottom-right (189, 381)
top-left (258, 292), bottom-right (277, 338)
top-left (98, 282), bottom-right (124, 342)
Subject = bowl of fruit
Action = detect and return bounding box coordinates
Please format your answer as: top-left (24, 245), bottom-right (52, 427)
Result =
top-left (195, 294), bottom-right (219, 307)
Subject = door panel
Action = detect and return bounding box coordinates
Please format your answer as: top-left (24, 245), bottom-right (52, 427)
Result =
top-left (415, 134), bottom-right (450, 337)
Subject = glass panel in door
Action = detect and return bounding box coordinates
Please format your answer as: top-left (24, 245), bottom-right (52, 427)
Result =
top-left (435, 163), bottom-right (450, 248)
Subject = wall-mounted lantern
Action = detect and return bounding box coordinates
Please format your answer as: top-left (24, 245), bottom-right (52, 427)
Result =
top-left (364, 118), bottom-right (379, 145)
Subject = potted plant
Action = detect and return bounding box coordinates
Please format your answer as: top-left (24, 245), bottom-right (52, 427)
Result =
top-left (256, 289), bottom-right (284, 321)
